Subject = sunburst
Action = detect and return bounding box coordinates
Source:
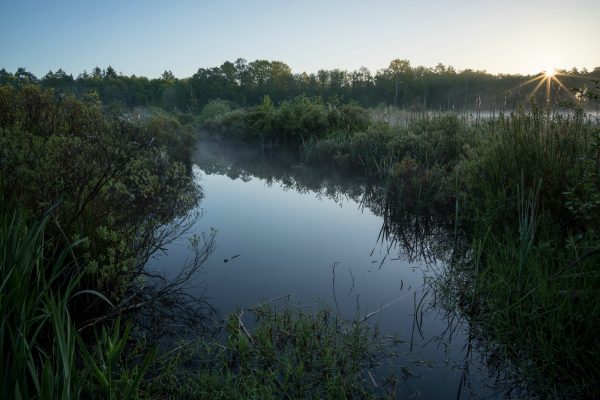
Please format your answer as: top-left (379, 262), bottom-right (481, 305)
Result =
top-left (508, 67), bottom-right (580, 103)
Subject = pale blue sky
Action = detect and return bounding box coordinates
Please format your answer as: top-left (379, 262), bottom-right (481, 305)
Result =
top-left (1, 0), bottom-right (599, 78)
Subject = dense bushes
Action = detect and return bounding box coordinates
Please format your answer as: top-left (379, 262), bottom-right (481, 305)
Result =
top-left (455, 107), bottom-right (600, 231)
top-left (0, 84), bottom-right (199, 301)
top-left (201, 95), bottom-right (370, 145)
top-left (303, 114), bottom-right (477, 210)
top-left (196, 99), bottom-right (233, 124)
top-left (0, 84), bottom-right (207, 399)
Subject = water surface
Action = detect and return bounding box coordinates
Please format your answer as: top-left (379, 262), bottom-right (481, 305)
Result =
top-left (148, 140), bottom-right (502, 399)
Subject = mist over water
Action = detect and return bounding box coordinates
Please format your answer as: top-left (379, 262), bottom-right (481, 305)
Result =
top-left (147, 140), bottom-right (504, 399)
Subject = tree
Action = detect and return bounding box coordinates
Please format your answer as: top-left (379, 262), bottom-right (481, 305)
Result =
top-left (15, 67), bottom-right (38, 83)
top-left (104, 66), bottom-right (118, 79)
top-left (161, 70), bottom-right (176, 82)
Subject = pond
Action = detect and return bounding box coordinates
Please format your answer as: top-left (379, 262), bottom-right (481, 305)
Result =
top-left (147, 140), bottom-right (504, 399)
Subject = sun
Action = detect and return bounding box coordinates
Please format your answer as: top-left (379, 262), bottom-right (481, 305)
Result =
top-left (508, 65), bottom-right (592, 103)
top-left (509, 66), bottom-right (579, 103)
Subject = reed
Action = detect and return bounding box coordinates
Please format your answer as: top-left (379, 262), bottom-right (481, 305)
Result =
top-left (152, 303), bottom-right (404, 399)
top-left (1, 210), bottom-right (159, 400)
top-left (0, 209), bottom-right (82, 399)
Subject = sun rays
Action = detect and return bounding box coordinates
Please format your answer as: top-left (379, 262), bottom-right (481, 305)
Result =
top-left (522, 69), bottom-right (567, 101)
top-left (510, 68), bottom-right (585, 102)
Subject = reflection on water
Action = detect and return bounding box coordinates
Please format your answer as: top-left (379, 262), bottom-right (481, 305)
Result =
top-left (147, 139), bottom-right (504, 399)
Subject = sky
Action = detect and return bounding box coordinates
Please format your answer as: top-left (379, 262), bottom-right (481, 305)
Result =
top-left (1, 0), bottom-right (599, 78)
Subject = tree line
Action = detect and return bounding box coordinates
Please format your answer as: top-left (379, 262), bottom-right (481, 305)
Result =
top-left (2, 59), bottom-right (599, 112)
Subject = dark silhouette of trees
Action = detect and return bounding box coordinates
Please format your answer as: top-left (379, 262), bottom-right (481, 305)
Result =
top-left (2, 59), bottom-right (599, 112)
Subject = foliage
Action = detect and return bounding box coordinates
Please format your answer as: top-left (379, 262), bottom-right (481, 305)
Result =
top-left (203, 95), bottom-right (370, 146)
top-left (0, 84), bottom-right (200, 302)
top-left (150, 304), bottom-right (401, 399)
top-left (454, 106), bottom-right (600, 232)
top-left (3, 66), bottom-right (600, 398)
top-left (197, 99), bottom-right (234, 123)
top-left (4, 59), bottom-right (599, 114)
top-left (0, 210), bottom-right (82, 400)
top-left (204, 103), bottom-right (600, 397)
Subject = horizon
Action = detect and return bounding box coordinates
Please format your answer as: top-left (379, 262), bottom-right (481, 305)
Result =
top-left (3, 58), bottom-right (600, 80)
top-left (1, 0), bottom-right (599, 79)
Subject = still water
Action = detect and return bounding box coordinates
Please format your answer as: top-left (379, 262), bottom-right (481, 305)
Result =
top-left (148, 141), bottom-right (503, 399)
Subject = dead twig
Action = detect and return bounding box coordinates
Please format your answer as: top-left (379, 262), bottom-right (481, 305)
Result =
top-left (238, 310), bottom-right (255, 345)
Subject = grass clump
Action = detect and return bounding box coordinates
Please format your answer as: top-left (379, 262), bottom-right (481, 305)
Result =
top-left (454, 106), bottom-right (599, 230)
top-left (0, 210), bottom-right (81, 399)
top-left (155, 304), bottom-right (401, 399)
top-left (462, 234), bottom-right (600, 398)
top-left (0, 209), bottom-right (157, 400)
top-left (446, 107), bottom-right (600, 397)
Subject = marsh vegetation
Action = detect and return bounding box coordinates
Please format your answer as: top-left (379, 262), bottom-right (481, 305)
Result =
top-left (1, 65), bottom-right (599, 398)
top-left (195, 93), bottom-right (600, 398)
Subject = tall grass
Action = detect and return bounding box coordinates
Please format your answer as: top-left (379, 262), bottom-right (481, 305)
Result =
top-left (78, 319), bottom-right (156, 400)
top-left (466, 232), bottom-right (600, 398)
top-left (449, 107), bottom-right (600, 398)
top-left (0, 210), bottom-right (82, 399)
top-left (1, 210), bottom-right (158, 399)
top-left (455, 106), bottom-right (597, 229)
top-left (153, 303), bottom-right (403, 399)
top-left (516, 174), bottom-right (541, 277)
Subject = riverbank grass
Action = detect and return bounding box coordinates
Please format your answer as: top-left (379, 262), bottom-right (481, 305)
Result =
top-left (156, 303), bottom-right (401, 399)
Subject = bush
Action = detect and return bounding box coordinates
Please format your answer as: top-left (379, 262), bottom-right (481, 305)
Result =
top-left (0, 84), bottom-right (200, 301)
top-left (454, 107), bottom-right (600, 232)
top-left (202, 95), bottom-right (374, 146)
top-left (197, 99), bottom-right (234, 123)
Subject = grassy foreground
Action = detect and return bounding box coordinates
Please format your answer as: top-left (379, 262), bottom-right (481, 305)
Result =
top-left (155, 305), bottom-right (402, 399)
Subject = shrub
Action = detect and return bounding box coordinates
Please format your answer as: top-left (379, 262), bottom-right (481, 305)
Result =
top-left (197, 99), bottom-right (233, 123)
top-left (454, 107), bottom-right (599, 232)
